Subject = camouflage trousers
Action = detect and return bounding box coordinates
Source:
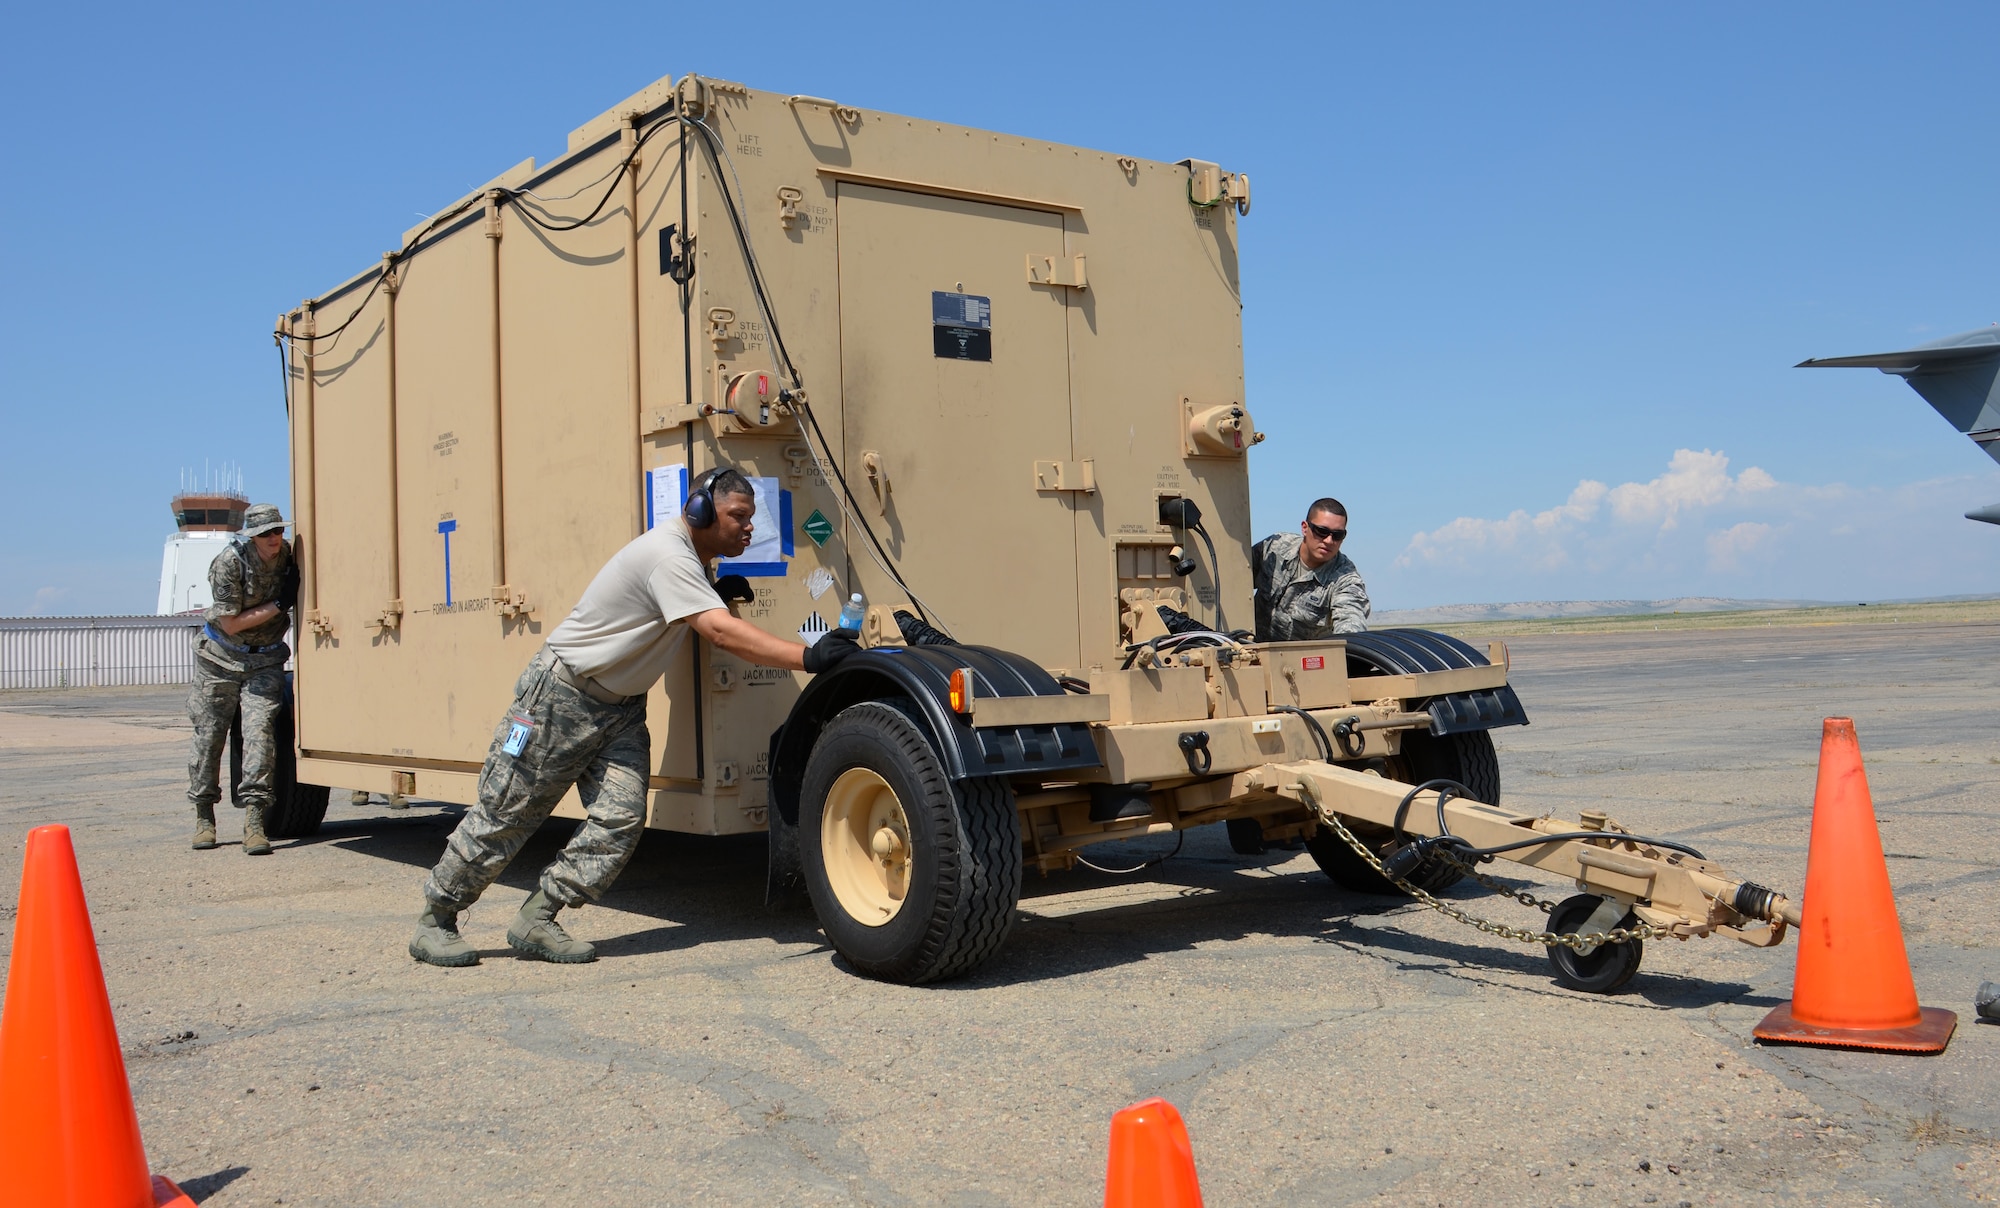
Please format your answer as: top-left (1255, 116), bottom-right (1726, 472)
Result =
top-left (187, 653), bottom-right (285, 811)
top-left (423, 646), bottom-right (651, 912)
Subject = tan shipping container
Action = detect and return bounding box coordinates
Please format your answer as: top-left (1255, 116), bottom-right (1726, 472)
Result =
top-left (280, 73), bottom-right (1254, 836)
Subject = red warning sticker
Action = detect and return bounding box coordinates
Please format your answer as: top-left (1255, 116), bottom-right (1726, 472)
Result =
top-left (1301, 655), bottom-right (1325, 671)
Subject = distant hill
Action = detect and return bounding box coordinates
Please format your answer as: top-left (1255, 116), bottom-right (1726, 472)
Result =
top-left (1375, 593), bottom-right (2000, 626)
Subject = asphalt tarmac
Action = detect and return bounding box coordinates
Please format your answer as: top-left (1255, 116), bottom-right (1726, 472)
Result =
top-left (0, 621), bottom-right (1995, 1206)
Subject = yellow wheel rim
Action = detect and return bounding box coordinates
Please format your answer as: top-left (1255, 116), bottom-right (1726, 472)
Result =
top-left (821, 766), bottom-right (911, 926)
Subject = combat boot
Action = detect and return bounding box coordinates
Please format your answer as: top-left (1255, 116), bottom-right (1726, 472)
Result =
top-left (506, 889), bottom-right (597, 963)
top-left (410, 902), bottom-right (480, 967)
top-left (242, 804), bottom-right (271, 856)
top-left (192, 803), bottom-right (218, 851)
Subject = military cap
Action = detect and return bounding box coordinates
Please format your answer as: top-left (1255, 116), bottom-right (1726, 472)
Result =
top-left (243, 504), bottom-right (288, 537)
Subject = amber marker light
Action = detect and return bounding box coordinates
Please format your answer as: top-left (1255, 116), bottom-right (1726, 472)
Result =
top-left (948, 668), bottom-right (974, 715)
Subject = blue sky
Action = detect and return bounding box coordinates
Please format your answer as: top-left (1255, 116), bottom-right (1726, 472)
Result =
top-left (3, 2), bottom-right (1996, 615)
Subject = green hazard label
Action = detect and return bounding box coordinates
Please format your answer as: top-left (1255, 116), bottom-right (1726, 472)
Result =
top-left (801, 509), bottom-right (834, 547)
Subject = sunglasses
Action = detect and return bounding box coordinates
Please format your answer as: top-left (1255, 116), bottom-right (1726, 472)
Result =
top-left (1306, 521), bottom-right (1348, 542)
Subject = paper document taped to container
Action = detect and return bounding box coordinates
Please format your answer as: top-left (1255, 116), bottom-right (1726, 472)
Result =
top-left (645, 465), bottom-right (688, 529)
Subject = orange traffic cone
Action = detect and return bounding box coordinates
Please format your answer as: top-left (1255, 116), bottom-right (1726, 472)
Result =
top-left (1104, 1097), bottom-right (1203, 1208)
top-left (0, 825), bottom-right (197, 1206)
top-left (1753, 719), bottom-right (1956, 1054)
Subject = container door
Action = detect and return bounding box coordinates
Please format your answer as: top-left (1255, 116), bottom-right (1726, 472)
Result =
top-left (834, 184), bottom-right (1080, 667)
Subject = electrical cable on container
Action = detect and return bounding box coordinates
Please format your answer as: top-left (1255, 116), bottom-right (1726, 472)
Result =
top-left (1189, 522), bottom-right (1225, 630)
top-left (689, 117), bottom-right (798, 377)
top-left (277, 110), bottom-right (679, 370)
top-left (272, 191), bottom-right (488, 368)
top-left (515, 149), bottom-right (644, 204)
top-left (274, 334), bottom-right (292, 418)
top-left (685, 113), bottom-right (948, 630)
top-left (507, 114), bottom-right (677, 235)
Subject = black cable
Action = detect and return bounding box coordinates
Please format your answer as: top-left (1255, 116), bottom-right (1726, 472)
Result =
top-left (683, 118), bottom-right (799, 380)
top-left (508, 114), bottom-right (676, 235)
top-left (677, 107), bottom-right (694, 409)
top-left (274, 334), bottom-right (292, 418)
top-left (1451, 831), bottom-right (1707, 863)
top-left (795, 395), bottom-right (936, 625)
top-left (1390, 778), bottom-right (1468, 846)
top-left (278, 108), bottom-right (677, 364)
top-left (682, 113), bottom-right (937, 625)
top-left (274, 193), bottom-right (486, 354)
top-left (1190, 522), bottom-right (1225, 630)
top-left (1075, 831), bottom-right (1184, 875)
top-left (1381, 775), bottom-right (1708, 868)
top-left (1269, 705), bottom-right (1334, 763)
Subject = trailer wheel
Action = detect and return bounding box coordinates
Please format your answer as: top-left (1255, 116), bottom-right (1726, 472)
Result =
top-left (265, 701), bottom-right (329, 839)
top-left (1399, 728), bottom-right (1502, 807)
top-left (1226, 817), bottom-right (1267, 854)
top-left (1305, 819), bottom-right (1464, 895)
top-left (1545, 893), bottom-right (1643, 993)
top-left (800, 700), bottom-right (1021, 984)
top-left (230, 683), bottom-right (328, 837)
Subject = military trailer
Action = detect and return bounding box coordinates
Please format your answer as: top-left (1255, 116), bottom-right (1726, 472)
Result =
top-left (276, 74), bottom-right (1800, 985)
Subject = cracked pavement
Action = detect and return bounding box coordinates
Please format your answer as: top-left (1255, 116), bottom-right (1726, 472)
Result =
top-left (0, 620), bottom-right (1994, 1204)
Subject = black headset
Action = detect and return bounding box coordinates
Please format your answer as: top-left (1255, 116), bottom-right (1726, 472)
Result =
top-left (683, 464), bottom-right (739, 529)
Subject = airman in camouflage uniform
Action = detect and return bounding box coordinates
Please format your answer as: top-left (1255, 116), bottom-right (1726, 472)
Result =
top-left (1253, 497), bottom-right (1371, 642)
top-left (418, 646), bottom-right (652, 943)
top-left (187, 503), bottom-right (298, 855)
top-left (409, 469), bottom-right (863, 968)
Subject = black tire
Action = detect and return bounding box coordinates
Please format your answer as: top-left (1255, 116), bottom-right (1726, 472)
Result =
top-left (1306, 818), bottom-right (1464, 895)
top-left (1401, 728), bottom-right (1502, 807)
top-left (264, 688), bottom-right (328, 839)
top-left (1226, 817), bottom-right (1266, 855)
top-left (800, 700), bottom-right (1021, 984)
top-left (1305, 730), bottom-right (1499, 895)
top-left (1545, 893), bottom-right (1643, 993)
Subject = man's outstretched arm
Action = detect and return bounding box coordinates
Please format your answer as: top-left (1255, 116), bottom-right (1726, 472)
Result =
top-left (690, 609), bottom-right (863, 674)
top-left (690, 609), bottom-right (807, 670)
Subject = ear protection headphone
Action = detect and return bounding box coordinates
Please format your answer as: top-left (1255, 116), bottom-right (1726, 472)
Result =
top-left (683, 464), bottom-right (738, 529)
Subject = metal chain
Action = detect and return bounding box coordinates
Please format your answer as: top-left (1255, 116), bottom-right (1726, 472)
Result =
top-left (1300, 781), bottom-right (1672, 952)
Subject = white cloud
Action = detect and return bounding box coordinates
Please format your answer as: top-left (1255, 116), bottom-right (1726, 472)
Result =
top-left (1606, 449), bottom-right (1775, 529)
top-left (1398, 449), bottom-right (1778, 567)
top-left (1705, 521), bottom-right (1775, 571)
top-left (1382, 450), bottom-right (2000, 605)
top-left (1399, 479), bottom-right (1607, 571)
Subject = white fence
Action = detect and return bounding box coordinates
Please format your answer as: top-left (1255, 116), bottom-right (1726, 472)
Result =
top-left (0, 616), bottom-right (205, 689)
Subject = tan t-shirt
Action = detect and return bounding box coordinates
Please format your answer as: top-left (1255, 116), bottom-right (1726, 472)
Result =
top-left (546, 521), bottom-right (726, 697)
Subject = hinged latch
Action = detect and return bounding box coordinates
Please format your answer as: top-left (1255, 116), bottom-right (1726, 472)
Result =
top-left (1026, 253), bottom-right (1087, 290)
top-left (492, 585), bottom-right (533, 619)
top-left (1033, 459), bottom-right (1097, 493)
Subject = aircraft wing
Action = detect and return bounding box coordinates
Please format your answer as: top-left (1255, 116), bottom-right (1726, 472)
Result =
top-left (1799, 326), bottom-right (2000, 524)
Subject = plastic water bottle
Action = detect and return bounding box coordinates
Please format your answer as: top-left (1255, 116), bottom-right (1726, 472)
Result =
top-left (838, 592), bottom-right (867, 631)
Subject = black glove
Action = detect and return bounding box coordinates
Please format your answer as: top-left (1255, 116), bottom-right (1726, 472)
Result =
top-left (274, 563), bottom-right (301, 612)
top-left (713, 574), bottom-right (755, 605)
top-left (802, 628), bottom-right (862, 675)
